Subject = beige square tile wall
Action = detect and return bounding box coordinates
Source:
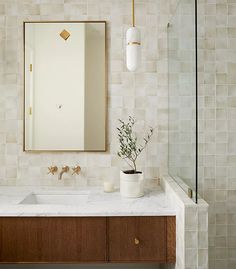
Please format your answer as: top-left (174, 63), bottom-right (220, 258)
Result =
top-left (0, 0), bottom-right (171, 187)
top-left (2, 0), bottom-right (235, 268)
top-left (162, 175), bottom-right (208, 269)
top-left (168, 0), bottom-right (236, 267)
top-left (197, 0), bottom-right (236, 268)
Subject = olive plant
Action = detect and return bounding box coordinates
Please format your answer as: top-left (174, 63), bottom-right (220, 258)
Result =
top-left (117, 116), bottom-right (154, 174)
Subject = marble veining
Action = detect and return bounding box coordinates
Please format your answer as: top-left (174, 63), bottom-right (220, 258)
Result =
top-left (0, 185), bottom-right (175, 217)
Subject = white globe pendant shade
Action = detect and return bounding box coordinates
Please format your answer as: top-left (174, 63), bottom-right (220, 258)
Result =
top-left (126, 27), bottom-right (141, 72)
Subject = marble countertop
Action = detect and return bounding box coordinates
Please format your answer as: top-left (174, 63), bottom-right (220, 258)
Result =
top-left (0, 184), bottom-right (175, 217)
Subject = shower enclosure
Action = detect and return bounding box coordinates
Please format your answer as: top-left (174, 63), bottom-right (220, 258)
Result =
top-left (168, 0), bottom-right (198, 202)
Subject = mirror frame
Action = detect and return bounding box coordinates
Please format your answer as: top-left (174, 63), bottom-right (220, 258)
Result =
top-left (23, 21), bottom-right (107, 152)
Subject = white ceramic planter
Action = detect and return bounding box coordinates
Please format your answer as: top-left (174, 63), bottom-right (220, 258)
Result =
top-left (120, 171), bottom-right (144, 198)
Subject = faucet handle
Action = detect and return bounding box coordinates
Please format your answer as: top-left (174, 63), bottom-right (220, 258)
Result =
top-left (72, 165), bottom-right (81, 175)
top-left (48, 166), bottom-right (58, 175)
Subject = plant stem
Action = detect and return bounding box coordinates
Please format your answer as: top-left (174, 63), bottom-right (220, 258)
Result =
top-left (123, 158), bottom-right (134, 170)
top-left (117, 117), bottom-right (154, 174)
top-left (133, 160), bottom-right (136, 173)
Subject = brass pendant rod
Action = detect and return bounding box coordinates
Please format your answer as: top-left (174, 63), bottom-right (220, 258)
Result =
top-left (132, 0), bottom-right (135, 27)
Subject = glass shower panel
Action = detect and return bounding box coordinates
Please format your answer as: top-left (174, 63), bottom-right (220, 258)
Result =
top-left (168, 0), bottom-right (198, 202)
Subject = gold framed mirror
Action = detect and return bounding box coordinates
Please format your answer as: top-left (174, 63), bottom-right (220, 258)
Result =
top-left (23, 21), bottom-right (107, 152)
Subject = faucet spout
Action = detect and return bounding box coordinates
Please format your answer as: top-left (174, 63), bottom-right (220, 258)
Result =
top-left (59, 166), bottom-right (69, 180)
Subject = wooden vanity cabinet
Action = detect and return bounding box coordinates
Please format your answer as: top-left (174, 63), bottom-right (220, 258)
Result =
top-left (0, 217), bottom-right (107, 263)
top-left (108, 217), bottom-right (166, 262)
top-left (108, 216), bottom-right (176, 263)
top-left (0, 216), bottom-right (175, 264)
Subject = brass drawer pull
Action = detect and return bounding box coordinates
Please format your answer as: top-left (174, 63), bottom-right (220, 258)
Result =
top-left (134, 238), bottom-right (140, 245)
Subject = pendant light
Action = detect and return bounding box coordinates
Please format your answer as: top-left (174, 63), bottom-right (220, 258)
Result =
top-left (126, 0), bottom-right (141, 72)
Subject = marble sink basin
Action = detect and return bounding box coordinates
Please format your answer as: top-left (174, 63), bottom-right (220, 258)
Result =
top-left (19, 192), bottom-right (89, 205)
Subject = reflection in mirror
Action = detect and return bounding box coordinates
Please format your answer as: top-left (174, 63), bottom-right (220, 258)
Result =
top-left (24, 22), bottom-right (106, 151)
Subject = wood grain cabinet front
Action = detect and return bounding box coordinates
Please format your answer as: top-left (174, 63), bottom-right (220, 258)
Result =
top-left (0, 216), bottom-right (175, 264)
top-left (108, 216), bottom-right (176, 263)
top-left (0, 217), bottom-right (107, 263)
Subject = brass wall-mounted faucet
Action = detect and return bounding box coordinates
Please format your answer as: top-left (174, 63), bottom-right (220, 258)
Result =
top-left (47, 165), bottom-right (80, 180)
top-left (58, 166), bottom-right (69, 180)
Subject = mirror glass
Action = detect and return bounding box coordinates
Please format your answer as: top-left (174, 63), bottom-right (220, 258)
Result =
top-left (24, 22), bottom-right (106, 151)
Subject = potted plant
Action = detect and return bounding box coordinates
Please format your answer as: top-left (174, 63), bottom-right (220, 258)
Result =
top-left (117, 116), bottom-right (154, 198)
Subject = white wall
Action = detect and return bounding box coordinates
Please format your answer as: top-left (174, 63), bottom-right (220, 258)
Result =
top-left (84, 23), bottom-right (106, 150)
top-left (30, 23), bottom-right (85, 150)
top-left (24, 24), bottom-right (35, 150)
top-left (1, 0), bottom-right (169, 187)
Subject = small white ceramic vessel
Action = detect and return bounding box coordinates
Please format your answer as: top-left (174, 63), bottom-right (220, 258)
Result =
top-left (103, 181), bottom-right (115, 193)
top-left (120, 171), bottom-right (144, 198)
